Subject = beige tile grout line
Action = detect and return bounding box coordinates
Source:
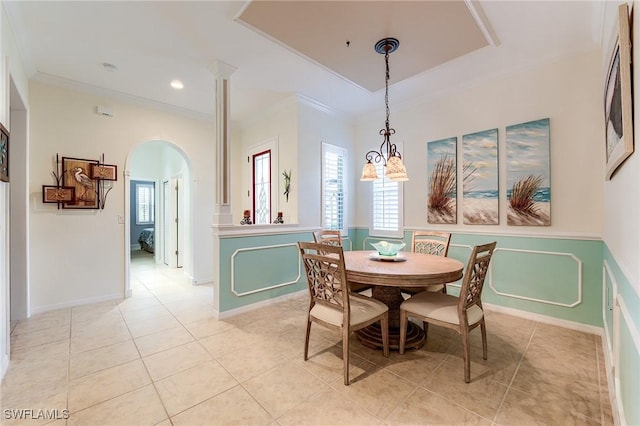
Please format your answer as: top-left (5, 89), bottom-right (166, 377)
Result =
top-left (130, 267), bottom-right (274, 424)
top-left (490, 321), bottom-right (539, 425)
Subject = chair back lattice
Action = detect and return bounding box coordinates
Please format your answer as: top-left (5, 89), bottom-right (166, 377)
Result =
top-left (458, 242), bottom-right (497, 310)
top-left (412, 231), bottom-right (451, 257)
top-left (313, 230), bottom-right (342, 247)
top-left (298, 241), bottom-right (349, 312)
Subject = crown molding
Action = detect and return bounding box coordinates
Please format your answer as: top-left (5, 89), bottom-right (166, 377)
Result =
top-left (33, 71), bottom-right (214, 123)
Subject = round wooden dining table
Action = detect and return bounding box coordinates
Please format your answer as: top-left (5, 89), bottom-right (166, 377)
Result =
top-left (343, 250), bottom-right (464, 350)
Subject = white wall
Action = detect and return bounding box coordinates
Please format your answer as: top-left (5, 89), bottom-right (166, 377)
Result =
top-left (28, 81), bottom-right (216, 313)
top-left (602, 1), bottom-right (639, 289)
top-left (355, 49), bottom-right (604, 237)
top-left (297, 98), bottom-right (357, 229)
top-left (232, 95), bottom-right (356, 229)
top-left (1, 0), bottom-right (31, 378)
top-left (237, 95), bottom-right (298, 224)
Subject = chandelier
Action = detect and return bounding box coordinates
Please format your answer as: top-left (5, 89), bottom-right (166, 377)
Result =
top-left (360, 37), bottom-right (408, 182)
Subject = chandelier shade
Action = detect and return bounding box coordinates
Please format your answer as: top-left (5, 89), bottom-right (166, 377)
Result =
top-left (360, 37), bottom-right (409, 182)
top-left (360, 161), bottom-right (379, 181)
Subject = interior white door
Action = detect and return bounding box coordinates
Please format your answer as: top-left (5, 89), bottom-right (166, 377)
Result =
top-left (163, 180), bottom-right (170, 266)
top-left (176, 178), bottom-right (183, 268)
top-left (163, 178), bottom-right (183, 269)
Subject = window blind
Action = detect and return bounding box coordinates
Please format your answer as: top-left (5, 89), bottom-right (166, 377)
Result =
top-left (322, 143), bottom-right (347, 235)
top-left (136, 183), bottom-right (154, 224)
top-left (370, 162), bottom-right (403, 237)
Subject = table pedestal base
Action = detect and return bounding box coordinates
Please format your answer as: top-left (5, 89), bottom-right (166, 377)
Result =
top-left (355, 321), bottom-right (425, 351)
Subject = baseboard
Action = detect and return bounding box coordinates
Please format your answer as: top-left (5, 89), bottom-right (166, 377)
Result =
top-left (191, 276), bottom-right (212, 286)
top-left (483, 303), bottom-right (603, 335)
top-left (1, 353), bottom-right (8, 381)
top-left (130, 245), bottom-right (140, 251)
top-left (216, 289), bottom-right (306, 320)
top-left (30, 293), bottom-right (124, 316)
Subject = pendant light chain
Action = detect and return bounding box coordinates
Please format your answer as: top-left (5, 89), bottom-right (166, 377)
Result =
top-left (385, 46), bottom-right (391, 137)
top-left (360, 37), bottom-right (409, 181)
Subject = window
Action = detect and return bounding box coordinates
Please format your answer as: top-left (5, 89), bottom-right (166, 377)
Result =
top-left (252, 150), bottom-right (271, 224)
top-left (322, 143), bottom-right (347, 235)
top-left (370, 161), bottom-right (403, 238)
top-left (136, 183), bottom-right (155, 225)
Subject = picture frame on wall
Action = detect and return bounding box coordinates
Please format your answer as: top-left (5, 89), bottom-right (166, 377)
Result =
top-left (0, 122), bottom-right (9, 182)
top-left (426, 137), bottom-right (457, 224)
top-left (604, 3), bottom-right (634, 180)
top-left (62, 157), bottom-right (99, 209)
top-left (42, 185), bottom-right (76, 204)
top-left (90, 163), bottom-right (118, 181)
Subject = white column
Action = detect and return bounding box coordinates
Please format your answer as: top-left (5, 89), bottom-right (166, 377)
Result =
top-left (210, 60), bottom-right (236, 226)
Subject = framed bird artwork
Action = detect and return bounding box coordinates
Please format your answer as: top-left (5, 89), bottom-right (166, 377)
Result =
top-left (0, 122), bottom-right (8, 183)
top-left (62, 157), bottom-right (100, 209)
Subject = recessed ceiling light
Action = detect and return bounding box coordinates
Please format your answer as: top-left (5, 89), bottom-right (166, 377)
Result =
top-left (101, 62), bottom-right (118, 72)
top-left (170, 80), bottom-right (184, 90)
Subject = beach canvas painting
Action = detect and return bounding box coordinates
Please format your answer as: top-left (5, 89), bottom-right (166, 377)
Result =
top-left (427, 137), bottom-right (457, 224)
top-left (462, 129), bottom-right (499, 225)
top-left (506, 118), bottom-right (551, 226)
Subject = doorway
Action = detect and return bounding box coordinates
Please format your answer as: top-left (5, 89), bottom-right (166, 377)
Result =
top-left (3, 77), bottom-right (28, 376)
top-left (125, 141), bottom-right (192, 296)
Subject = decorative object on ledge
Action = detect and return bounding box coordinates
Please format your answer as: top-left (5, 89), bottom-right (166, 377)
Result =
top-left (282, 169), bottom-right (291, 202)
top-left (360, 38), bottom-right (408, 182)
top-left (604, 3), bottom-right (634, 180)
top-left (273, 211), bottom-right (284, 224)
top-left (240, 209), bottom-right (253, 225)
top-left (0, 122), bottom-right (9, 182)
top-left (42, 153), bottom-right (118, 210)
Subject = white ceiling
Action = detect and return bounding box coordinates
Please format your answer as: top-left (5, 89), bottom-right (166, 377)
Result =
top-left (3, 1), bottom-right (603, 124)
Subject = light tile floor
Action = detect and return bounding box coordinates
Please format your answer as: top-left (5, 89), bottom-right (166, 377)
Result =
top-left (3, 250), bottom-right (614, 425)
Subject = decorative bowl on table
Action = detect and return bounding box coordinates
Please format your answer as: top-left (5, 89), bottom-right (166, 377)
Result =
top-left (370, 241), bottom-right (406, 257)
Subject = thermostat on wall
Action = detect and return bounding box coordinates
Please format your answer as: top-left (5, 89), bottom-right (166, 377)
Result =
top-left (95, 105), bottom-right (114, 117)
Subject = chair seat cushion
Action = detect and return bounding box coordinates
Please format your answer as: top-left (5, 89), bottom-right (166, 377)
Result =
top-left (311, 293), bottom-right (388, 327)
top-left (400, 292), bottom-right (483, 326)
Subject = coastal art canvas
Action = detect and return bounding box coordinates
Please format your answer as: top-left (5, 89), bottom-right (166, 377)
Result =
top-left (506, 118), bottom-right (551, 226)
top-left (462, 129), bottom-right (499, 224)
top-left (427, 137), bottom-right (457, 224)
top-left (604, 3), bottom-right (633, 180)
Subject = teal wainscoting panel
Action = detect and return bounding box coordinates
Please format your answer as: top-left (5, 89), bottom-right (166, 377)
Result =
top-left (449, 234), bottom-right (603, 326)
top-left (353, 228), bottom-right (603, 326)
top-left (218, 232), bottom-right (312, 312)
top-left (619, 316), bottom-right (640, 426)
top-left (603, 244), bottom-right (640, 426)
top-left (604, 245), bottom-right (640, 337)
top-left (231, 244), bottom-right (300, 296)
top-left (603, 264), bottom-right (615, 352)
top-left (490, 248), bottom-right (581, 307)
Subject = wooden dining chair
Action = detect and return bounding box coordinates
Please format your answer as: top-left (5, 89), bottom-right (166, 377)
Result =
top-left (401, 231), bottom-right (452, 295)
top-left (313, 230), bottom-right (372, 293)
top-left (298, 241), bottom-right (390, 385)
top-left (312, 229), bottom-right (343, 248)
top-left (399, 241), bottom-right (496, 383)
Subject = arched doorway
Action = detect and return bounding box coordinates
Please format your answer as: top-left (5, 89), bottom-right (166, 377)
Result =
top-left (123, 140), bottom-right (195, 297)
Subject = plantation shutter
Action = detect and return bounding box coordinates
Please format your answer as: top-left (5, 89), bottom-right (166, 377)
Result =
top-left (370, 162), bottom-right (403, 238)
top-left (322, 143), bottom-right (347, 235)
top-left (136, 183), bottom-right (154, 225)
